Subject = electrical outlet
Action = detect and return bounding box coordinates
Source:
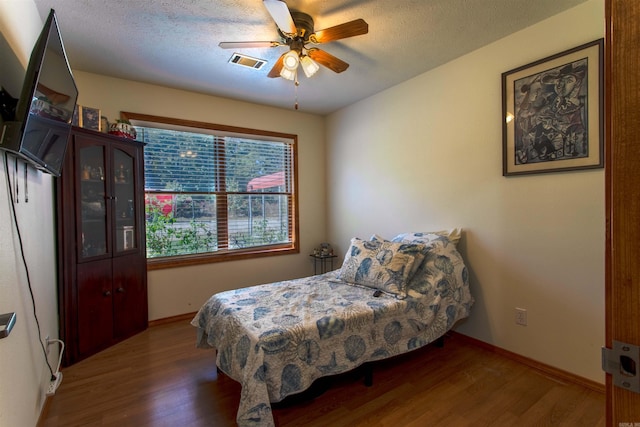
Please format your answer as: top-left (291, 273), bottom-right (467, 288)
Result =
top-left (515, 307), bottom-right (527, 326)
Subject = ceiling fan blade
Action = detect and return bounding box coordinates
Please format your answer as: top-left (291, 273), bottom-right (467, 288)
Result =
top-left (267, 53), bottom-right (286, 78)
top-left (218, 41), bottom-right (282, 49)
top-left (263, 0), bottom-right (297, 35)
top-left (311, 19), bottom-right (368, 43)
top-left (307, 48), bottom-right (349, 73)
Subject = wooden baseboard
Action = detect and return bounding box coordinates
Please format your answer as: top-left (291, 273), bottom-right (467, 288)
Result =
top-left (450, 331), bottom-right (605, 394)
top-left (149, 315), bottom-right (604, 394)
top-left (148, 314), bottom-right (604, 394)
top-left (149, 311), bottom-right (197, 327)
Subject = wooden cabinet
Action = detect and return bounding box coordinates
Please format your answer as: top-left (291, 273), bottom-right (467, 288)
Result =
top-left (57, 127), bottom-right (147, 366)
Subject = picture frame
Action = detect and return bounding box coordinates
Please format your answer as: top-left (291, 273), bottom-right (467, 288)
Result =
top-left (79, 105), bottom-right (101, 131)
top-left (502, 39), bottom-right (604, 176)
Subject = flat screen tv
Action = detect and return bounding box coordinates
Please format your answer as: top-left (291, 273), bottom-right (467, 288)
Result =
top-left (0, 9), bottom-right (78, 177)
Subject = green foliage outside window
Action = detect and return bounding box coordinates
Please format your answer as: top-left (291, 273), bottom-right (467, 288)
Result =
top-left (229, 218), bottom-right (289, 249)
top-left (145, 197), bottom-right (288, 258)
top-left (145, 197), bottom-right (216, 257)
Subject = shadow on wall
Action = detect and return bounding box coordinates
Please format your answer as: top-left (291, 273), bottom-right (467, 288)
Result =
top-left (0, 33), bottom-right (25, 98)
top-left (453, 230), bottom-right (492, 340)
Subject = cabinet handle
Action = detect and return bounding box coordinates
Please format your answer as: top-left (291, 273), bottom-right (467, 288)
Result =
top-left (103, 290), bottom-right (111, 297)
top-left (116, 287), bottom-right (125, 293)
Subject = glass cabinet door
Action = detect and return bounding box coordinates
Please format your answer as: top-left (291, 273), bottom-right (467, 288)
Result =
top-left (79, 145), bottom-right (107, 259)
top-left (113, 148), bottom-right (137, 253)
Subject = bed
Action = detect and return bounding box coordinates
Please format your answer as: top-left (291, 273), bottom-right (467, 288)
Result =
top-left (191, 231), bottom-right (474, 427)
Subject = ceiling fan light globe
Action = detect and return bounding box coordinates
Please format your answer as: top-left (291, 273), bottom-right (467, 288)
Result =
top-left (280, 67), bottom-right (297, 80)
top-left (300, 56), bottom-right (320, 78)
top-left (282, 51), bottom-right (300, 70)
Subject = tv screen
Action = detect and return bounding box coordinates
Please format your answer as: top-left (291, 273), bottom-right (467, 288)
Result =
top-left (0, 9), bottom-right (78, 177)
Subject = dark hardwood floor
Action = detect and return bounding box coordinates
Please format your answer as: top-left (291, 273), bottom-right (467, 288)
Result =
top-left (39, 319), bottom-right (605, 426)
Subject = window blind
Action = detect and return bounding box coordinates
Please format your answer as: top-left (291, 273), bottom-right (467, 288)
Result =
top-left (137, 124), bottom-right (295, 260)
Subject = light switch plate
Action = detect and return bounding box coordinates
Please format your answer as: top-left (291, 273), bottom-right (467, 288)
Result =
top-left (0, 312), bottom-right (16, 339)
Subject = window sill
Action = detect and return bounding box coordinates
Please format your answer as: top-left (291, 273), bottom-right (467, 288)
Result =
top-left (146, 245), bottom-right (299, 270)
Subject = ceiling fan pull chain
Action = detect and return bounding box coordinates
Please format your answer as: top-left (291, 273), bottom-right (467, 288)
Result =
top-left (294, 73), bottom-right (300, 110)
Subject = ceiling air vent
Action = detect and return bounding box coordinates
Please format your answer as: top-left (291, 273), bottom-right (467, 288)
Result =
top-left (229, 53), bottom-right (267, 70)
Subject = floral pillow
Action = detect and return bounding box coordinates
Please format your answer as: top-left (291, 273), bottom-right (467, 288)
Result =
top-left (338, 237), bottom-right (428, 298)
top-left (392, 235), bottom-right (469, 301)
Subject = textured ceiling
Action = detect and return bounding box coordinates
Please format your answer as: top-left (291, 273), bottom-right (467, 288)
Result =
top-left (33, 0), bottom-right (587, 115)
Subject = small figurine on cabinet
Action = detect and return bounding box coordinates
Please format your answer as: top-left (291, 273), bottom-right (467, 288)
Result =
top-left (109, 119), bottom-right (137, 139)
top-left (100, 116), bottom-right (109, 133)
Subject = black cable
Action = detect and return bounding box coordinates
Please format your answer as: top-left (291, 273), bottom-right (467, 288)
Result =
top-left (3, 152), bottom-right (56, 380)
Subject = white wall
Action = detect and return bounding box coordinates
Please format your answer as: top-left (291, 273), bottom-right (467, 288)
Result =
top-left (326, 0), bottom-right (605, 383)
top-left (73, 72), bottom-right (327, 321)
top-left (0, 2), bottom-right (63, 426)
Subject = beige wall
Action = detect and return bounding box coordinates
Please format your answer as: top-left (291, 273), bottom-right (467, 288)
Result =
top-left (0, 2), bottom-right (61, 426)
top-left (326, 0), bottom-right (605, 383)
top-left (73, 72), bottom-right (327, 320)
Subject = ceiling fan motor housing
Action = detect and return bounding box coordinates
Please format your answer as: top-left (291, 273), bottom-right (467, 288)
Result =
top-left (284, 11), bottom-right (315, 41)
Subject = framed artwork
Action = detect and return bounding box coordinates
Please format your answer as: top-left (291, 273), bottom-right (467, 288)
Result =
top-left (502, 39), bottom-right (604, 176)
top-left (79, 106), bottom-right (101, 131)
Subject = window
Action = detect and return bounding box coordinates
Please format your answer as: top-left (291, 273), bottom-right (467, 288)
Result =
top-left (123, 112), bottom-right (299, 269)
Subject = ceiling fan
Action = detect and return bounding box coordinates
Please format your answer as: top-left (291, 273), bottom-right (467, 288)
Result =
top-left (219, 0), bottom-right (368, 80)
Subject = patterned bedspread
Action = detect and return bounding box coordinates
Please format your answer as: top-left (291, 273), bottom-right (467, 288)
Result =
top-left (191, 238), bottom-right (473, 427)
